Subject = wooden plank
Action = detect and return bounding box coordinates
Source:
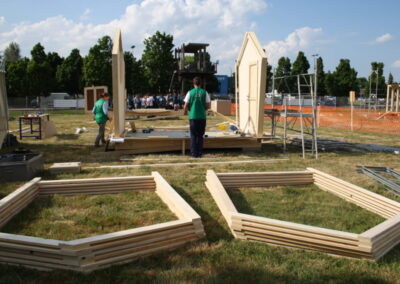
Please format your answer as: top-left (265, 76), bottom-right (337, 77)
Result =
top-left (217, 171), bottom-right (312, 177)
top-left (63, 220), bottom-right (191, 248)
top-left (205, 170), bottom-right (237, 224)
top-left (308, 168), bottom-right (400, 210)
top-left (315, 181), bottom-right (396, 218)
top-left (38, 176), bottom-right (153, 185)
top-left (232, 220), bottom-right (360, 246)
top-left (152, 171), bottom-right (201, 221)
top-left (232, 213), bottom-right (359, 240)
top-left (87, 159), bottom-right (288, 170)
top-left (0, 178), bottom-right (40, 206)
top-left (313, 176), bottom-right (400, 212)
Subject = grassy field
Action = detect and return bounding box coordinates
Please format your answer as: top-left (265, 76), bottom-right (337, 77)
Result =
top-left (0, 109), bottom-right (400, 283)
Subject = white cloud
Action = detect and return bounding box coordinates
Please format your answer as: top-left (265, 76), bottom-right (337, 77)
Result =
top-left (0, 17), bottom-right (5, 26)
top-left (80, 8), bottom-right (91, 21)
top-left (263, 27), bottom-right (323, 65)
top-left (0, 0), bottom-right (267, 74)
top-left (393, 60), bottom-right (400, 68)
top-left (372, 33), bottom-right (393, 44)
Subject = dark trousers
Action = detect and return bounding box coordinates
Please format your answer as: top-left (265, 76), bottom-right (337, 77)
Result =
top-left (189, 119), bottom-right (206, 157)
top-left (95, 123), bottom-right (106, 146)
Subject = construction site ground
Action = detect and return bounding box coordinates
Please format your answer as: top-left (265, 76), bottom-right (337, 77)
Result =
top-left (0, 109), bottom-right (399, 283)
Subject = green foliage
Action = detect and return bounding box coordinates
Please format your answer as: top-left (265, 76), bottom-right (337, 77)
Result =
top-left (291, 51), bottom-right (310, 75)
top-left (266, 64), bottom-right (273, 92)
top-left (27, 43), bottom-right (53, 97)
top-left (5, 58), bottom-right (29, 97)
top-left (325, 59), bottom-right (358, 97)
top-left (3, 42), bottom-right (21, 63)
top-left (83, 36), bottom-right (113, 91)
top-left (388, 72), bottom-right (394, 84)
top-left (56, 49), bottom-right (83, 96)
top-left (124, 51), bottom-right (148, 94)
top-left (274, 57), bottom-right (292, 93)
top-left (141, 31), bottom-right (174, 93)
top-left (316, 57), bottom-right (326, 96)
top-left (291, 51), bottom-right (310, 93)
top-left (365, 62), bottom-right (386, 96)
top-left (47, 52), bottom-right (64, 92)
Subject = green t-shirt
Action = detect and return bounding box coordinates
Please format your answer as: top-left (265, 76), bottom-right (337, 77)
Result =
top-left (94, 99), bottom-right (108, 124)
top-left (188, 88), bottom-right (207, 120)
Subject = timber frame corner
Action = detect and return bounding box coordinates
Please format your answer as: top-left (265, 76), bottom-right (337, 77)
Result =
top-left (0, 172), bottom-right (205, 272)
top-left (205, 168), bottom-right (400, 260)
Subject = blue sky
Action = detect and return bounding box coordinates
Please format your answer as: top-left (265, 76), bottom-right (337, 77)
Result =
top-left (1, 0), bottom-right (399, 79)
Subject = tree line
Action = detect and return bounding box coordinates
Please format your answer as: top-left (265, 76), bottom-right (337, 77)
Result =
top-left (2, 33), bottom-right (397, 98)
top-left (2, 31), bottom-right (199, 98)
top-left (267, 51), bottom-right (396, 97)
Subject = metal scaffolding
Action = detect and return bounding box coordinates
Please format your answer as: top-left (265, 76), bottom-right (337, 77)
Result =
top-left (269, 72), bottom-right (318, 159)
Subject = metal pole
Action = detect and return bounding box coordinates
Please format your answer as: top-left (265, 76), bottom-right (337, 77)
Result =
top-left (312, 55), bottom-right (319, 159)
top-left (298, 75), bottom-right (305, 159)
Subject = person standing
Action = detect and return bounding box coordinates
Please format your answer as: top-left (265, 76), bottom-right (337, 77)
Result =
top-left (184, 77), bottom-right (211, 158)
top-left (92, 93), bottom-right (112, 147)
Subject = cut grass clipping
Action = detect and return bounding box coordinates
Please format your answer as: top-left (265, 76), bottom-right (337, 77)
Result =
top-left (1, 191), bottom-right (177, 241)
top-left (228, 184), bottom-right (385, 234)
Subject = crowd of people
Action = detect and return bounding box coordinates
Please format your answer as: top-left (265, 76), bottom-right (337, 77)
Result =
top-left (127, 93), bottom-right (185, 111)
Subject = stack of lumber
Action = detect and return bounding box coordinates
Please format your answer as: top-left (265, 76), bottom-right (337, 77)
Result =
top-left (49, 162), bottom-right (81, 174)
top-left (205, 169), bottom-right (400, 260)
top-left (0, 173), bottom-right (205, 272)
top-left (359, 215), bottom-right (400, 260)
top-left (38, 176), bottom-right (155, 196)
top-left (216, 171), bottom-right (313, 189)
top-left (0, 178), bottom-right (40, 228)
top-left (231, 212), bottom-right (374, 259)
top-left (309, 168), bottom-right (400, 219)
top-left (153, 172), bottom-right (205, 238)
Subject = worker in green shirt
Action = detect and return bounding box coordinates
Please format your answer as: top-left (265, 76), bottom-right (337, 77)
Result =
top-left (184, 77), bottom-right (211, 158)
top-left (92, 93), bottom-right (112, 147)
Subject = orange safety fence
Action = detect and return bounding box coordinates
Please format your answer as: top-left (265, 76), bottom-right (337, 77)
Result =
top-left (230, 104), bottom-right (400, 135)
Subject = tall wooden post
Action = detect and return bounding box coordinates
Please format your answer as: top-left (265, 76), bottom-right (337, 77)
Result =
top-left (386, 85), bottom-right (390, 112)
top-left (349, 91), bottom-right (355, 131)
top-left (396, 87), bottom-right (399, 113)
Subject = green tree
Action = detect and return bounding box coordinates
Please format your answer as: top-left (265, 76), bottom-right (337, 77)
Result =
top-left (141, 31), bottom-right (174, 93)
top-left (356, 77), bottom-right (368, 97)
top-left (266, 64), bottom-right (273, 92)
top-left (291, 51), bottom-right (310, 94)
top-left (5, 58), bottom-right (29, 97)
top-left (27, 43), bottom-right (52, 97)
top-left (388, 72), bottom-right (394, 84)
top-left (4, 42), bottom-right (21, 63)
top-left (365, 62), bottom-right (386, 97)
top-left (274, 57), bottom-right (292, 93)
top-left (56, 49), bottom-right (83, 96)
top-left (124, 51), bottom-right (148, 94)
top-left (316, 57), bottom-right (326, 96)
top-left (325, 59), bottom-right (358, 97)
top-left (47, 52), bottom-right (64, 92)
top-left (83, 36), bottom-right (113, 90)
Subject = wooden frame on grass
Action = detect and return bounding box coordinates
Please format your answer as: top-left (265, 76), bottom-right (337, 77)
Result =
top-left (205, 168), bottom-right (400, 260)
top-left (0, 173), bottom-right (205, 272)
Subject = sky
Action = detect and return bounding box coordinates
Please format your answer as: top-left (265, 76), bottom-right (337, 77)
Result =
top-left (1, 0), bottom-right (400, 79)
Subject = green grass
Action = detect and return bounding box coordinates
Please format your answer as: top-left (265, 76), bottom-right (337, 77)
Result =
top-left (1, 191), bottom-right (177, 241)
top-left (1, 109), bottom-right (400, 283)
top-left (229, 185), bottom-right (384, 234)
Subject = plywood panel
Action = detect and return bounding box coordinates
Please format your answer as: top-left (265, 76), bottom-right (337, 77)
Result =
top-left (112, 28), bottom-right (126, 138)
top-left (236, 32), bottom-right (267, 137)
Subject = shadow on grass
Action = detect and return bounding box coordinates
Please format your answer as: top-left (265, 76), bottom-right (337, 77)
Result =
top-left (174, 185), bottom-right (232, 243)
top-left (227, 187), bottom-right (256, 216)
top-left (0, 196), bottom-right (55, 235)
top-left (56, 134), bottom-right (79, 140)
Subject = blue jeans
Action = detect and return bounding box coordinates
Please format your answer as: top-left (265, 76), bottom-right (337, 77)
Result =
top-left (189, 119), bottom-right (206, 157)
